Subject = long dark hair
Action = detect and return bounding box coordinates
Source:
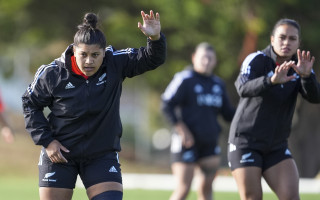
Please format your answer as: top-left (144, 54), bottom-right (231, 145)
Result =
top-left (74, 13), bottom-right (106, 49)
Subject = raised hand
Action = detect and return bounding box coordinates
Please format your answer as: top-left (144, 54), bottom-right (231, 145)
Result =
top-left (271, 61), bottom-right (296, 85)
top-left (138, 10), bottom-right (161, 41)
top-left (292, 49), bottom-right (315, 78)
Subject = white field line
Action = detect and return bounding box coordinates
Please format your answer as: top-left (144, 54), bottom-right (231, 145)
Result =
top-left (76, 173), bottom-right (320, 194)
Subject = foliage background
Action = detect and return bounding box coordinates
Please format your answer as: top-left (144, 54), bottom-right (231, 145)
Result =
top-left (1, 0), bottom-right (320, 177)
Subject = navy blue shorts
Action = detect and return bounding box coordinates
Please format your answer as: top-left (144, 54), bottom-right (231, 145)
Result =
top-left (170, 133), bottom-right (221, 163)
top-left (38, 148), bottom-right (122, 189)
top-left (227, 143), bottom-right (293, 172)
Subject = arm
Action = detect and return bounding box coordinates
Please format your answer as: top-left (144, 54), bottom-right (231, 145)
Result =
top-left (162, 100), bottom-right (194, 148)
top-left (235, 53), bottom-right (273, 97)
top-left (121, 10), bottom-right (166, 78)
top-left (0, 113), bottom-right (14, 143)
top-left (161, 74), bottom-right (194, 148)
top-left (220, 83), bottom-right (236, 122)
top-left (299, 74), bottom-right (320, 103)
top-left (22, 68), bottom-right (55, 148)
top-left (22, 66), bottom-right (69, 163)
top-left (292, 49), bottom-right (320, 103)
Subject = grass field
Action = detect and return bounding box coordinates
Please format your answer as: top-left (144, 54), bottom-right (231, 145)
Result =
top-left (1, 176), bottom-right (319, 200)
top-left (1, 124), bottom-right (320, 199)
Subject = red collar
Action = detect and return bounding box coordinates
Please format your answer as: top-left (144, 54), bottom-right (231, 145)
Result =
top-left (71, 55), bottom-right (88, 80)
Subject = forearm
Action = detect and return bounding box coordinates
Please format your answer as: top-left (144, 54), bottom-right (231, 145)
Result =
top-left (300, 74), bottom-right (320, 103)
top-left (236, 75), bottom-right (273, 97)
top-left (145, 32), bottom-right (166, 67)
top-left (161, 101), bottom-right (179, 125)
top-left (22, 96), bottom-right (54, 147)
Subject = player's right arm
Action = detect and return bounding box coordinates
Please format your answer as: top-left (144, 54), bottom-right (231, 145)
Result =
top-left (22, 64), bottom-right (55, 148)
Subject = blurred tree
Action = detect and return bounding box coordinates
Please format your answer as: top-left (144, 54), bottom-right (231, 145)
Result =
top-left (1, 0), bottom-right (320, 177)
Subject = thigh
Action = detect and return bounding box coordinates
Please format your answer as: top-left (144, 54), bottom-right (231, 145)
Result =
top-left (232, 167), bottom-right (263, 200)
top-left (171, 133), bottom-right (198, 163)
top-left (198, 155), bottom-right (220, 175)
top-left (196, 155), bottom-right (220, 190)
top-left (171, 162), bottom-right (196, 186)
top-left (197, 142), bottom-right (221, 174)
top-left (86, 182), bottom-right (123, 200)
top-left (39, 187), bottom-right (73, 200)
top-left (262, 144), bottom-right (293, 172)
top-left (228, 146), bottom-right (264, 199)
top-left (80, 152), bottom-right (122, 189)
top-left (38, 148), bottom-right (78, 189)
top-left (263, 158), bottom-right (299, 199)
top-left (228, 145), bottom-right (263, 171)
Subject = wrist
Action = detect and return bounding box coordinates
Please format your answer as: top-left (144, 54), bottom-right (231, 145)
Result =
top-left (270, 76), bottom-right (277, 85)
top-left (149, 34), bottom-right (160, 41)
top-left (300, 73), bottom-right (311, 78)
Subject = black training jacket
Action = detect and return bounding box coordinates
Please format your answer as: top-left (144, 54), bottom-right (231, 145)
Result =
top-left (22, 34), bottom-right (166, 159)
top-left (228, 45), bottom-right (320, 151)
top-left (161, 69), bottom-right (235, 144)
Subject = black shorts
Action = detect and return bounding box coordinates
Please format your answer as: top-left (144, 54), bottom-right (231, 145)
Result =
top-left (227, 143), bottom-right (293, 172)
top-left (38, 148), bottom-right (122, 189)
top-left (170, 133), bottom-right (221, 163)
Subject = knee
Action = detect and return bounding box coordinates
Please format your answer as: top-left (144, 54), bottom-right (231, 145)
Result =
top-left (240, 190), bottom-right (262, 200)
top-left (278, 192), bottom-right (300, 200)
top-left (91, 190), bottom-right (123, 200)
top-left (177, 184), bottom-right (191, 195)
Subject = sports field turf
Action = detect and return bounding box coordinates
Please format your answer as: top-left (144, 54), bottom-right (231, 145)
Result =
top-left (1, 176), bottom-right (319, 200)
top-left (1, 134), bottom-right (319, 199)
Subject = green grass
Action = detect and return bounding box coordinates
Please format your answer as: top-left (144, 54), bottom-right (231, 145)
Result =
top-left (0, 176), bottom-right (319, 200)
top-left (1, 131), bottom-right (319, 199)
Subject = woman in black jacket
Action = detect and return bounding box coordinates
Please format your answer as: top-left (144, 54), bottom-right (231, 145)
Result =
top-left (162, 42), bottom-right (235, 200)
top-left (22, 11), bottom-right (166, 200)
top-left (228, 19), bottom-right (320, 200)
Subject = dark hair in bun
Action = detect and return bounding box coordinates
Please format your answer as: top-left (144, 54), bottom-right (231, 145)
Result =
top-left (74, 13), bottom-right (106, 49)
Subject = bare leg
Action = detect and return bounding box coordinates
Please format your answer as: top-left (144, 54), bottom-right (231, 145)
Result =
top-left (231, 167), bottom-right (263, 200)
top-left (39, 187), bottom-right (73, 200)
top-left (196, 156), bottom-right (220, 200)
top-left (263, 158), bottom-right (300, 200)
top-left (170, 162), bottom-right (195, 200)
top-left (86, 182), bottom-right (123, 200)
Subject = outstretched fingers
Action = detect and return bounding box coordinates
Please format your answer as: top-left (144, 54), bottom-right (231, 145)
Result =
top-left (297, 49), bottom-right (315, 63)
top-left (140, 10), bottom-right (159, 21)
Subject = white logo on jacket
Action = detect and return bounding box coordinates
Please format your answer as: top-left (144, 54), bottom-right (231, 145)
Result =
top-left (65, 82), bottom-right (75, 89)
top-left (96, 73), bottom-right (107, 86)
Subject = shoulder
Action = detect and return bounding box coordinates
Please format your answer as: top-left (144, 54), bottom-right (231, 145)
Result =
top-left (174, 69), bottom-right (194, 81)
top-left (27, 61), bottom-right (61, 94)
top-left (211, 75), bottom-right (225, 85)
top-left (242, 51), bottom-right (266, 66)
top-left (36, 61), bottom-right (60, 78)
top-left (162, 70), bottom-right (193, 100)
top-left (240, 51), bottom-right (270, 73)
